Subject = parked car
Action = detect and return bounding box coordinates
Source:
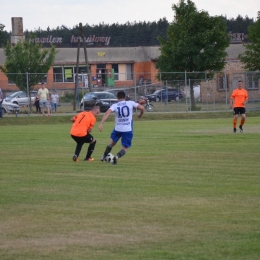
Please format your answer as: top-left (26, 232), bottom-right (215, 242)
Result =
top-left (145, 88), bottom-right (183, 102)
top-left (4, 90), bottom-right (38, 106)
top-left (103, 89), bottom-right (130, 100)
top-left (2, 100), bottom-right (20, 114)
top-left (80, 92), bottom-right (118, 112)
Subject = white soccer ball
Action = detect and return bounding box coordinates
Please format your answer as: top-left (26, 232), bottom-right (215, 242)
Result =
top-left (104, 153), bottom-right (114, 163)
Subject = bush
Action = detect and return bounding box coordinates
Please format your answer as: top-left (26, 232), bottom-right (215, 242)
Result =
top-left (189, 105), bottom-right (201, 111)
top-left (60, 93), bottom-right (74, 103)
top-left (60, 91), bottom-right (87, 104)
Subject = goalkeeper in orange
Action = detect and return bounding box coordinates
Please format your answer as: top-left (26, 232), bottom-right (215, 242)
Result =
top-left (70, 106), bottom-right (100, 162)
top-left (230, 80), bottom-right (248, 133)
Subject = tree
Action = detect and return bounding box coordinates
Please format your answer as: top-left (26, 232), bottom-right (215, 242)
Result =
top-left (156, 0), bottom-right (230, 110)
top-left (239, 12), bottom-right (260, 71)
top-left (0, 35), bottom-right (57, 95)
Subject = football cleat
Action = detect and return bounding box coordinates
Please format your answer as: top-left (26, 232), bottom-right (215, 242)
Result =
top-left (239, 125), bottom-right (243, 133)
top-left (100, 155), bottom-right (105, 162)
top-left (84, 157), bottom-right (94, 161)
top-left (233, 128), bottom-right (237, 133)
top-left (73, 155), bottom-right (78, 162)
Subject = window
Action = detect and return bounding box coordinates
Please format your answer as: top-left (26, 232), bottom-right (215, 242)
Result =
top-left (64, 66), bottom-right (74, 82)
top-left (8, 73), bottom-right (47, 85)
top-left (53, 67), bottom-right (63, 82)
top-left (53, 65), bottom-right (89, 83)
top-left (246, 73), bottom-right (259, 90)
top-left (112, 64), bottom-right (119, 80)
top-left (126, 64), bottom-right (133, 80)
top-left (217, 75), bottom-right (229, 91)
top-left (96, 64), bottom-right (106, 69)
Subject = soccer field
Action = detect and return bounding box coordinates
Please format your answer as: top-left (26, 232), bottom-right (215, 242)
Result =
top-left (0, 116), bottom-right (260, 259)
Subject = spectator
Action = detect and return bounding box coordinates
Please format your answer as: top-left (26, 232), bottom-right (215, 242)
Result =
top-left (34, 96), bottom-right (41, 113)
top-left (37, 82), bottom-right (50, 116)
top-left (50, 90), bottom-right (59, 113)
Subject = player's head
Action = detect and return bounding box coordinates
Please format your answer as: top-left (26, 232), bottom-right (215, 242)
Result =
top-left (117, 91), bottom-right (126, 100)
top-left (238, 80), bottom-right (243, 89)
top-left (91, 106), bottom-right (100, 117)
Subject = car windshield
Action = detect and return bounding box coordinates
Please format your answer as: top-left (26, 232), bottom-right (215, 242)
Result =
top-left (8, 91), bottom-right (21, 97)
top-left (96, 93), bottom-right (116, 99)
top-left (153, 90), bottom-right (162, 94)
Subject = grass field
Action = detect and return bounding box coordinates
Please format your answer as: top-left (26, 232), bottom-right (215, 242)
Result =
top-left (0, 113), bottom-right (260, 259)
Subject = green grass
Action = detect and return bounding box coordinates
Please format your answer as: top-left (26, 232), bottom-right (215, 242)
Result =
top-left (0, 114), bottom-right (260, 259)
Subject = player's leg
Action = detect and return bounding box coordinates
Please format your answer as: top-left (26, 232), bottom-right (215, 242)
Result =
top-left (71, 135), bottom-right (84, 162)
top-left (101, 130), bottom-right (120, 161)
top-left (239, 109), bottom-right (246, 133)
top-left (40, 101), bottom-right (45, 116)
top-left (84, 136), bottom-right (97, 161)
top-left (112, 131), bottom-right (132, 165)
top-left (233, 108), bottom-right (239, 133)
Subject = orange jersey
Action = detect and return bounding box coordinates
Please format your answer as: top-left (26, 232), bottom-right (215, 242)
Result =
top-left (231, 88), bottom-right (248, 108)
top-left (70, 111), bottom-right (96, 137)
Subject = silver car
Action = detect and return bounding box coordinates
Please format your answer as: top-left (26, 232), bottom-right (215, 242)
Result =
top-left (2, 100), bottom-right (20, 114)
top-left (4, 91), bottom-right (37, 106)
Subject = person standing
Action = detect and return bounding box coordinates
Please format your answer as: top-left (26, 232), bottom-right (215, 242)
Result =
top-left (0, 88), bottom-right (3, 118)
top-left (230, 80), bottom-right (248, 133)
top-left (99, 91), bottom-right (144, 165)
top-left (34, 96), bottom-right (41, 113)
top-left (50, 90), bottom-right (59, 113)
top-left (70, 106), bottom-right (100, 162)
top-left (37, 82), bottom-right (50, 116)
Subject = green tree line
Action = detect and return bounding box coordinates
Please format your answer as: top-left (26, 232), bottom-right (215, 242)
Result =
top-left (0, 15), bottom-right (256, 48)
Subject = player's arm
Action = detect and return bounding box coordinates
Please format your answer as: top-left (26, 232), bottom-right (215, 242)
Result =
top-left (87, 122), bottom-right (94, 134)
top-left (243, 92), bottom-right (248, 107)
top-left (230, 97), bottom-right (234, 109)
top-left (70, 116), bottom-right (77, 122)
top-left (137, 104), bottom-right (144, 118)
top-left (99, 109), bottom-right (112, 132)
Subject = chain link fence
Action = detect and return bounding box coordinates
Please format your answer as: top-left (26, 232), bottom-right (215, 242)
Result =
top-left (1, 71), bottom-right (260, 113)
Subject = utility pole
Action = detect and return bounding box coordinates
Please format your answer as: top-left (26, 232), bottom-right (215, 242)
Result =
top-left (79, 23), bottom-right (92, 92)
top-left (73, 22), bottom-right (92, 111)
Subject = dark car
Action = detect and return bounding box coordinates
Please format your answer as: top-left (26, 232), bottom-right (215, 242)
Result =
top-left (4, 90), bottom-right (38, 106)
top-left (80, 92), bottom-right (118, 112)
top-left (145, 89), bottom-right (183, 102)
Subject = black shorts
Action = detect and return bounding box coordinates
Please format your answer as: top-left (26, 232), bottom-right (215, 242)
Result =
top-left (233, 107), bottom-right (246, 115)
top-left (71, 134), bottom-right (94, 144)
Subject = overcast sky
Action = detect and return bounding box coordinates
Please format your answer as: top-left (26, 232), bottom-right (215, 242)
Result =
top-left (1, 0), bottom-right (259, 32)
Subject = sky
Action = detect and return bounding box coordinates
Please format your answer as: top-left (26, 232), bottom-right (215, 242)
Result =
top-left (0, 0), bottom-right (259, 32)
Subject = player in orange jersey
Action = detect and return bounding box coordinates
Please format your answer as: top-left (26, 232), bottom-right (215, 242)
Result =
top-left (230, 80), bottom-right (248, 133)
top-left (70, 106), bottom-right (100, 162)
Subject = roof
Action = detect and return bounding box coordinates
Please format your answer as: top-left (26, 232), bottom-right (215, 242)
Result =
top-left (0, 45), bottom-right (246, 65)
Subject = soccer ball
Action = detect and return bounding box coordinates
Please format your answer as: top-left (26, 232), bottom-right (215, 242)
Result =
top-left (104, 153), bottom-right (114, 163)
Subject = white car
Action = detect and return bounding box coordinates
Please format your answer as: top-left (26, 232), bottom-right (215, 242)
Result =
top-left (1, 100), bottom-right (20, 114)
top-left (4, 91), bottom-right (37, 106)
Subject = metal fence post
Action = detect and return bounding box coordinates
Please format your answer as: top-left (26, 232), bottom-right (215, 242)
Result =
top-left (26, 72), bottom-right (30, 116)
top-left (225, 72), bottom-right (228, 111)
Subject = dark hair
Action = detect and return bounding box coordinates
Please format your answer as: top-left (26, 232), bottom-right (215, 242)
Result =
top-left (117, 91), bottom-right (126, 99)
